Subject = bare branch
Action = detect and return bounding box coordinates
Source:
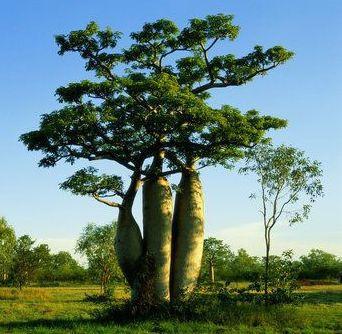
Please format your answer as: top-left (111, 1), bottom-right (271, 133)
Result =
top-left (159, 47), bottom-right (191, 68)
top-left (141, 168), bottom-right (181, 181)
top-left (272, 188), bottom-right (302, 225)
top-left (200, 42), bottom-right (214, 82)
top-left (205, 38), bottom-right (219, 52)
top-left (92, 194), bottom-right (122, 208)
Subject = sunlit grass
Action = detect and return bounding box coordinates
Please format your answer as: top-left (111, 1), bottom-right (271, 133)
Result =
top-left (300, 284), bottom-right (342, 292)
top-left (0, 284), bottom-right (340, 333)
top-left (0, 288), bottom-right (50, 301)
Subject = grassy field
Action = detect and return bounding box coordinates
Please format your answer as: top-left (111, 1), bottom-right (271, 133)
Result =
top-left (0, 284), bottom-right (341, 333)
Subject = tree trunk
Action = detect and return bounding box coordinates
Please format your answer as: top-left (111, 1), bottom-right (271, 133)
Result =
top-left (210, 262), bottom-right (215, 284)
top-left (115, 208), bottom-right (143, 288)
top-left (114, 173), bottom-right (143, 296)
top-left (143, 176), bottom-right (173, 302)
top-left (264, 229), bottom-right (270, 295)
top-left (171, 170), bottom-right (205, 300)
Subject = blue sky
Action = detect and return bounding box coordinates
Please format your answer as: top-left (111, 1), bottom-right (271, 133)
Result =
top-left (0, 0), bottom-right (341, 258)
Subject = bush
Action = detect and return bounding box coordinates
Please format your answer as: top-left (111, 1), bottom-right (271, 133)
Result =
top-left (253, 250), bottom-right (300, 300)
top-left (95, 277), bottom-right (303, 323)
top-left (94, 291), bottom-right (305, 330)
top-left (299, 249), bottom-right (342, 280)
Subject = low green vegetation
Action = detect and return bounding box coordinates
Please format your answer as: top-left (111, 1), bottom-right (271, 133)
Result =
top-left (200, 237), bottom-right (342, 285)
top-left (0, 217), bottom-right (87, 288)
top-left (1, 216), bottom-right (341, 289)
top-left (1, 218), bottom-right (340, 332)
top-left (0, 284), bottom-right (340, 333)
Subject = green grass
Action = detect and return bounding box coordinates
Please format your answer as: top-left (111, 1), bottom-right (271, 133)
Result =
top-left (0, 284), bottom-right (340, 333)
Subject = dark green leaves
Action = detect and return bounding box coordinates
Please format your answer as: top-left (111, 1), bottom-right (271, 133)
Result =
top-left (19, 101), bottom-right (148, 169)
top-left (55, 21), bottom-right (122, 75)
top-left (124, 19), bottom-right (179, 70)
top-left (241, 143), bottom-right (324, 225)
top-left (123, 14), bottom-right (293, 93)
top-left (130, 19), bottom-right (179, 44)
top-left (176, 56), bottom-right (207, 86)
top-left (60, 167), bottom-right (123, 197)
top-left (22, 14), bottom-right (293, 189)
top-left (56, 80), bottom-right (120, 104)
top-left (56, 22), bottom-right (121, 54)
top-left (178, 14), bottom-right (239, 48)
top-left (187, 106), bottom-right (287, 166)
top-left (198, 45), bottom-right (294, 89)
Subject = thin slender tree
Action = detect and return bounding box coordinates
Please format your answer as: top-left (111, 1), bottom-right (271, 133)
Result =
top-left (240, 143), bottom-right (323, 294)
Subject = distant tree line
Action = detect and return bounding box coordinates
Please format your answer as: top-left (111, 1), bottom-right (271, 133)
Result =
top-left (0, 217), bottom-right (87, 288)
top-left (0, 217), bottom-right (124, 290)
top-left (201, 237), bottom-right (342, 284)
top-left (0, 217), bottom-right (340, 290)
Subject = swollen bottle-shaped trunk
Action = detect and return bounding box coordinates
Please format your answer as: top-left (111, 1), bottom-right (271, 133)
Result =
top-left (171, 170), bottom-right (204, 300)
top-left (143, 176), bottom-right (173, 302)
top-left (115, 208), bottom-right (143, 288)
top-left (115, 173), bottom-right (143, 293)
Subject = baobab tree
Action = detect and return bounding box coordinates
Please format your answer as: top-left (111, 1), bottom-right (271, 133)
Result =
top-left (122, 15), bottom-right (292, 300)
top-left (21, 14), bottom-right (293, 306)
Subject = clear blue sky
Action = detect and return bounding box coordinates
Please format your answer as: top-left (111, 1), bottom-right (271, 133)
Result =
top-left (0, 0), bottom-right (341, 257)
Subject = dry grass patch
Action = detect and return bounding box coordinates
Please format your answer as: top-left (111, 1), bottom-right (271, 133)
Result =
top-left (0, 288), bottom-right (50, 301)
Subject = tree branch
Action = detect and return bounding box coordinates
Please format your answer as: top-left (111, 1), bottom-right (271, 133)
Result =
top-left (141, 168), bottom-right (181, 181)
top-left (205, 38), bottom-right (219, 52)
top-left (273, 188), bottom-right (301, 225)
top-left (191, 64), bottom-right (278, 94)
top-left (200, 42), bottom-right (214, 82)
top-left (92, 194), bottom-right (122, 208)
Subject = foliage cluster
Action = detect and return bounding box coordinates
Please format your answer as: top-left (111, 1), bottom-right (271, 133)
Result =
top-left (299, 249), bottom-right (342, 280)
top-left (200, 237), bottom-right (342, 284)
top-left (76, 221), bottom-right (123, 294)
top-left (1, 217), bottom-right (340, 291)
top-left (0, 217), bottom-right (86, 288)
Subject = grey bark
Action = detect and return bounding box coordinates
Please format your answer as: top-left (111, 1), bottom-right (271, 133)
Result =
top-left (114, 174), bottom-right (143, 291)
top-left (143, 175), bottom-right (173, 302)
top-left (171, 169), bottom-right (205, 300)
